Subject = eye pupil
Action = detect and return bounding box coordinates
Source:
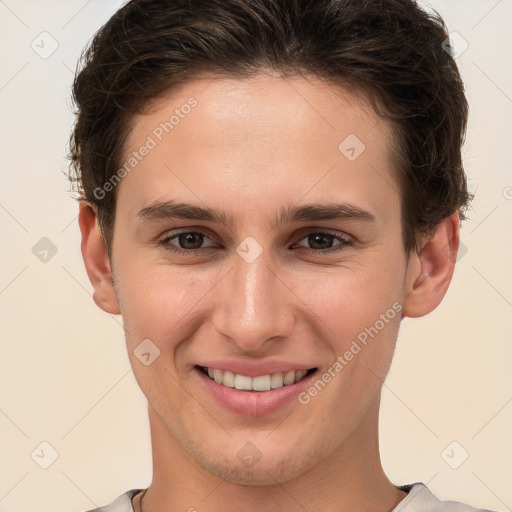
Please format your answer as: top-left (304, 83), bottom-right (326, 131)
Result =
top-left (179, 232), bottom-right (204, 249)
top-left (309, 233), bottom-right (333, 250)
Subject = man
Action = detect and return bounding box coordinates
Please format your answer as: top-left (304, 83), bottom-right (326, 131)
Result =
top-left (69, 0), bottom-right (494, 510)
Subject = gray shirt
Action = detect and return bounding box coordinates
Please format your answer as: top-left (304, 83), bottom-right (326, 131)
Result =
top-left (86, 482), bottom-right (497, 512)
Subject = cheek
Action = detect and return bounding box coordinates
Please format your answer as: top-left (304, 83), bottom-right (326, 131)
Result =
top-left (115, 261), bottom-right (201, 411)
top-left (296, 269), bottom-right (403, 412)
top-left (116, 257), bottom-right (216, 349)
top-left (290, 261), bottom-right (404, 335)
top-left (289, 262), bottom-right (404, 401)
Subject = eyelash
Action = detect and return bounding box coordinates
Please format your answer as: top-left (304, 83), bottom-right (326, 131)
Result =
top-left (157, 229), bottom-right (353, 256)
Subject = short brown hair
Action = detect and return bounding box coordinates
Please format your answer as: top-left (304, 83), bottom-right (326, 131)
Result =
top-left (67, 0), bottom-right (471, 255)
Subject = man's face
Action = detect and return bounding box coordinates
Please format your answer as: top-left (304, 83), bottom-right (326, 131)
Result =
top-left (110, 73), bottom-right (410, 484)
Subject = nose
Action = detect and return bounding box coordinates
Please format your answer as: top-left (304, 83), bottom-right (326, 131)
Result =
top-left (211, 252), bottom-right (295, 353)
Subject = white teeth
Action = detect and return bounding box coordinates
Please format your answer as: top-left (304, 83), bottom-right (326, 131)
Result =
top-left (213, 369), bottom-right (223, 384)
top-left (234, 374), bottom-right (252, 390)
top-left (223, 370), bottom-right (235, 388)
top-left (252, 375), bottom-right (271, 391)
top-left (202, 367), bottom-right (312, 391)
top-left (270, 373), bottom-right (284, 389)
top-left (295, 370), bottom-right (307, 382)
top-left (283, 371), bottom-right (296, 385)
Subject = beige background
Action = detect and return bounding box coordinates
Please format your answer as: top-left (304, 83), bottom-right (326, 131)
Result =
top-left (0, 1), bottom-right (511, 511)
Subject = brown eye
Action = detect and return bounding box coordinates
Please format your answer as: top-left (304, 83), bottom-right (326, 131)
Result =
top-left (159, 230), bottom-right (217, 254)
top-left (174, 232), bottom-right (205, 250)
top-left (295, 232), bottom-right (352, 254)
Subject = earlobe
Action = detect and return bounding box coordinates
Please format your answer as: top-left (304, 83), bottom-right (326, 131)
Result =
top-left (402, 212), bottom-right (460, 319)
top-left (78, 201), bottom-right (121, 315)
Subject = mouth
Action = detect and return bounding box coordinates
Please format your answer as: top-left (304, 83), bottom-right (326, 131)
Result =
top-left (196, 365), bottom-right (318, 391)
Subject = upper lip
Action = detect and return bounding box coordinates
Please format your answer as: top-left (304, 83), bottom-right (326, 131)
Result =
top-left (195, 359), bottom-right (317, 378)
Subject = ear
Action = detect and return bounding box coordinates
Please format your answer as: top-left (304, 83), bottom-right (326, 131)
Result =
top-left (78, 201), bottom-right (121, 315)
top-left (402, 212), bottom-right (460, 318)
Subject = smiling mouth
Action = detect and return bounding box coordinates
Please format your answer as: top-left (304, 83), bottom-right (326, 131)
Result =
top-left (196, 365), bottom-right (318, 391)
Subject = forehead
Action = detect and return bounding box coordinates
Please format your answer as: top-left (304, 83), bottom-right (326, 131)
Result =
top-left (117, 72), bottom-right (400, 226)
top-left (133, 72), bottom-right (387, 145)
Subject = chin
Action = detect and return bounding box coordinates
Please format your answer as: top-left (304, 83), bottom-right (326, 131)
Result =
top-left (188, 436), bottom-right (329, 487)
top-left (199, 455), bottom-right (303, 486)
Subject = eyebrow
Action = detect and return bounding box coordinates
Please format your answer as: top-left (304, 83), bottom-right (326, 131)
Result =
top-left (137, 200), bottom-right (376, 226)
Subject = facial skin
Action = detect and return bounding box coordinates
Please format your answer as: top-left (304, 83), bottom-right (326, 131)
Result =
top-left (79, 72), bottom-right (459, 512)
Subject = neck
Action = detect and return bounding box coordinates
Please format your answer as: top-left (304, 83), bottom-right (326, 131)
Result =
top-left (138, 394), bottom-right (406, 512)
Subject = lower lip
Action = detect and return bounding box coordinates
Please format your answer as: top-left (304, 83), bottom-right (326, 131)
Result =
top-left (194, 367), bottom-right (317, 416)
